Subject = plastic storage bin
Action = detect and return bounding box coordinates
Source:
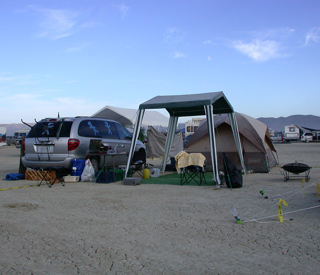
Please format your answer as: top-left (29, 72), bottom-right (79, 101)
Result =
top-left (95, 171), bottom-right (115, 184)
top-left (63, 176), bottom-right (80, 182)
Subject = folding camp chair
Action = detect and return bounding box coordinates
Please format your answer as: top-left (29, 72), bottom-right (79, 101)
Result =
top-left (128, 160), bottom-right (144, 177)
top-left (180, 165), bottom-right (206, 186)
top-left (175, 152), bottom-right (207, 186)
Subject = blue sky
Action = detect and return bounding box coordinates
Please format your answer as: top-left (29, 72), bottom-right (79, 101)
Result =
top-left (1, 0), bottom-right (319, 123)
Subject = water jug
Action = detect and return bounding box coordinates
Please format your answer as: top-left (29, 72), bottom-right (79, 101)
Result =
top-left (150, 168), bottom-right (160, 178)
top-left (143, 168), bottom-right (150, 179)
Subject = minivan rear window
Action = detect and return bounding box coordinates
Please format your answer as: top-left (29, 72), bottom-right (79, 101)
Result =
top-left (78, 120), bottom-right (119, 139)
top-left (27, 121), bottom-right (73, 138)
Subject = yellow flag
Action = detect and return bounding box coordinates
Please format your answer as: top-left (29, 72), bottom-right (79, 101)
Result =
top-left (277, 199), bottom-right (288, 223)
top-left (317, 183), bottom-right (320, 198)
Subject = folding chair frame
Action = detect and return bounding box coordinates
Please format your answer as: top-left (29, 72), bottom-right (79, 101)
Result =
top-left (128, 160), bottom-right (145, 177)
top-left (37, 168), bottom-right (65, 188)
top-left (180, 166), bottom-right (206, 186)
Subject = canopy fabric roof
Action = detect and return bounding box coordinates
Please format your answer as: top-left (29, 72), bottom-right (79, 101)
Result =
top-left (92, 105), bottom-right (169, 127)
top-left (139, 91), bottom-right (234, 116)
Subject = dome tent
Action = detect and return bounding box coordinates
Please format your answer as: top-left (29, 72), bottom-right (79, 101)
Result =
top-left (186, 112), bottom-right (278, 173)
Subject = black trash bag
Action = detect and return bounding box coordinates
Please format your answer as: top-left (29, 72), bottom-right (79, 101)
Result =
top-left (223, 153), bottom-right (243, 188)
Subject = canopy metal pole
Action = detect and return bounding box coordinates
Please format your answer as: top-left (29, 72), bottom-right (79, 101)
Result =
top-left (161, 116), bottom-right (178, 173)
top-left (204, 105), bottom-right (220, 185)
top-left (125, 109), bottom-right (145, 178)
top-left (228, 113), bottom-right (246, 174)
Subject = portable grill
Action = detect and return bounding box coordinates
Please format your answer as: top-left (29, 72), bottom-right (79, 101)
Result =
top-left (281, 162), bottom-right (312, 182)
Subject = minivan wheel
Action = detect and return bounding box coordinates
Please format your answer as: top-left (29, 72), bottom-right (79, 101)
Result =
top-left (90, 157), bottom-right (99, 173)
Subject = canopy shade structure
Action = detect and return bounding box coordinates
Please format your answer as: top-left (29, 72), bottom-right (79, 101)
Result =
top-left (92, 105), bottom-right (169, 127)
top-left (125, 92), bottom-right (246, 185)
top-left (139, 92), bottom-right (234, 117)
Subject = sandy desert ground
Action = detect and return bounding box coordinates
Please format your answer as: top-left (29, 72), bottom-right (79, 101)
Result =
top-left (0, 142), bottom-right (319, 274)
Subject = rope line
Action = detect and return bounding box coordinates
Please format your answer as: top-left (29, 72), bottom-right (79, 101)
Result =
top-left (273, 143), bottom-right (297, 162)
top-left (243, 204), bottom-right (320, 223)
top-left (269, 181), bottom-right (317, 200)
top-left (242, 181), bottom-right (318, 222)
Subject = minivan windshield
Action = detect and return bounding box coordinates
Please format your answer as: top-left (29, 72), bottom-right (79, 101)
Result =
top-left (27, 121), bottom-right (72, 138)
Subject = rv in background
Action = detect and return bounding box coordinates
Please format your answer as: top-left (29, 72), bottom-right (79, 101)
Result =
top-left (284, 124), bottom-right (301, 142)
top-left (185, 117), bottom-right (205, 137)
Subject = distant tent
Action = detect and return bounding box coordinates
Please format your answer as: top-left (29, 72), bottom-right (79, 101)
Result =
top-left (92, 105), bottom-right (169, 128)
top-left (146, 126), bottom-right (183, 158)
top-left (186, 113), bottom-right (278, 173)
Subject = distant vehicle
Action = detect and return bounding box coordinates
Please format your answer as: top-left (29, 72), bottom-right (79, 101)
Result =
top-left (284, 125), bottom-right (300, 142)
top-left (14, 129), bottom-right (30, 148)
top-left (271, 133), bottom-right (283, 142)
top-left (301, 132), bottom-right (313, 142)
top-left (21, 117), bottom-right (147, 172)
top-left (6, 136), bottom-right (16, 146)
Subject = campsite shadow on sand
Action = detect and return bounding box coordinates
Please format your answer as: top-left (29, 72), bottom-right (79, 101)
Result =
top-left (141, 172), bottom-right (216, 186)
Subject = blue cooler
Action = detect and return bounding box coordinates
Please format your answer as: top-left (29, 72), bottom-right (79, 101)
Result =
top-left (72, 159), bottom-right (86, 180)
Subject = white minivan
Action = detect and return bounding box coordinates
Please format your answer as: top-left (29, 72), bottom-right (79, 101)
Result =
top-left (21, 117), bottom-right (147, 172)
